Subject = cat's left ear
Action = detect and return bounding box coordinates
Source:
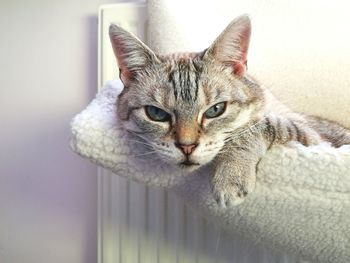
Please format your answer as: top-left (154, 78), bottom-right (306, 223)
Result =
top-left (204, 15), bottom-right (251, 77)
top-left (109, 24), bottom-right (159, 86)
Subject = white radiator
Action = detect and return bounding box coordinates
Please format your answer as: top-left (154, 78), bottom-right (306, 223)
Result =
top-left (97, 3), bottom-right (297, 263)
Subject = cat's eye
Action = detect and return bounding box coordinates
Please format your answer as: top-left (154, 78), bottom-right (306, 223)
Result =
top-left (204, 102), bottom-right (226, 119)
top-left (145, 106), bottom-right (171, 122)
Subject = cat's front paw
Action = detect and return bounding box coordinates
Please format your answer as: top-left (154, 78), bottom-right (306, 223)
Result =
top-left (211, 172), bottom-right (256, 209)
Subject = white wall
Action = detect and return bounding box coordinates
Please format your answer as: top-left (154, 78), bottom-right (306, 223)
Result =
top-left (0, 0), bottom-right (122, 262)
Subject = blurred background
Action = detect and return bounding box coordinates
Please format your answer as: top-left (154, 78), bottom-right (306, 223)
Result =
top-left (0, 1), bottom-right (142, 262)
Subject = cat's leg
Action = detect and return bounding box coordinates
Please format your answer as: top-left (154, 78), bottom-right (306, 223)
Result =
top-left (211, 135), bottom-right (266, 208)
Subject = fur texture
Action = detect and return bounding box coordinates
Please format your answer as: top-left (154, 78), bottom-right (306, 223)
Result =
top-left (109, 15), bottom-right (350, 208)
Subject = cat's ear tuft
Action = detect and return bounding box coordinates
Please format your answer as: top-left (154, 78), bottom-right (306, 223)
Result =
top-left (109, 24), bottom-right (159, 86)
top-left (204, 15), bottom-right (251, 77)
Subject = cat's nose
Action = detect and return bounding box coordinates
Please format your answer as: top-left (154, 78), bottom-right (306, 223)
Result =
top-left (174, 142), bottom-right (198, 155)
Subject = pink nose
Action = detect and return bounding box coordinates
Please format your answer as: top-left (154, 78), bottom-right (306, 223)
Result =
top-left (175, 143), bottom-right (198, 155)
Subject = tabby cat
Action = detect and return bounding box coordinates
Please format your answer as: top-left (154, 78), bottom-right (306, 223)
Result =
top-left (109, 15), bottom-right (350, 208)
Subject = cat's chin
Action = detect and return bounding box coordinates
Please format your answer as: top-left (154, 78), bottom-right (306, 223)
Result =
top-left (178, 162), bottom-right (202, 172)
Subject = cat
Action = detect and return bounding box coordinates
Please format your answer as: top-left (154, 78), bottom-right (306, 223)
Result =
top-left (109, 15), bottom-right (350, 208)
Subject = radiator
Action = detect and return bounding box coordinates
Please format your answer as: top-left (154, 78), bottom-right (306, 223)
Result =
top-left (97, 3), bottom-right (297, 263)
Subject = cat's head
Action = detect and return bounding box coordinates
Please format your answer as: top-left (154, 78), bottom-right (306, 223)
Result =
top-left (109, 15), bottom-right (264, 171)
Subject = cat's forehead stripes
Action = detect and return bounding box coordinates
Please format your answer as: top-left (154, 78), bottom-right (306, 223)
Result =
top-left (161, 54), bottom-right (203, 104)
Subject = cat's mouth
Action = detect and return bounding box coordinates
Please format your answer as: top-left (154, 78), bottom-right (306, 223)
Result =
top-left (179, 159), bottom-right (200, 167)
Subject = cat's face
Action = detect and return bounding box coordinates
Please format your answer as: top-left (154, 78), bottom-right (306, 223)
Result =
top-left (109, 15), bottom-right (264, 171)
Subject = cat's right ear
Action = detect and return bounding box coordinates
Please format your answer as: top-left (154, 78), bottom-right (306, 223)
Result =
top-left (109, 24), bottom-right (159, 86)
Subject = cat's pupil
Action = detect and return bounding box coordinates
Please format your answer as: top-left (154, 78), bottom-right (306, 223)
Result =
top-left (145, 106), bottom-right (170, 122)
top-left (204, 102), bottom-right (226, 119)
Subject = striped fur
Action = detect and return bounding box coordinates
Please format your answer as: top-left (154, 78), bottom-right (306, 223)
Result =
top-left (109, 15), bottom-right (350, 208)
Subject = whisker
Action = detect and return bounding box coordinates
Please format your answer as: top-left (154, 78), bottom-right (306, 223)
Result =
top-left (153, 148), bottom-right (172, 154)
top-left (126, 129), bottom-right (149, 140)
top-left (126, 129), bottom-right (145, 135)
top-left (126, 130), bottom-right (168, 148)
top-left (127, 139), bottom-right (154, 147)
top-left (132, 151), bottom-right (158, 158)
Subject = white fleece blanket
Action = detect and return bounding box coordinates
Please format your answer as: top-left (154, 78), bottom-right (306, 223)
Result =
top-left (70, 79), bottom-right (350, 263)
